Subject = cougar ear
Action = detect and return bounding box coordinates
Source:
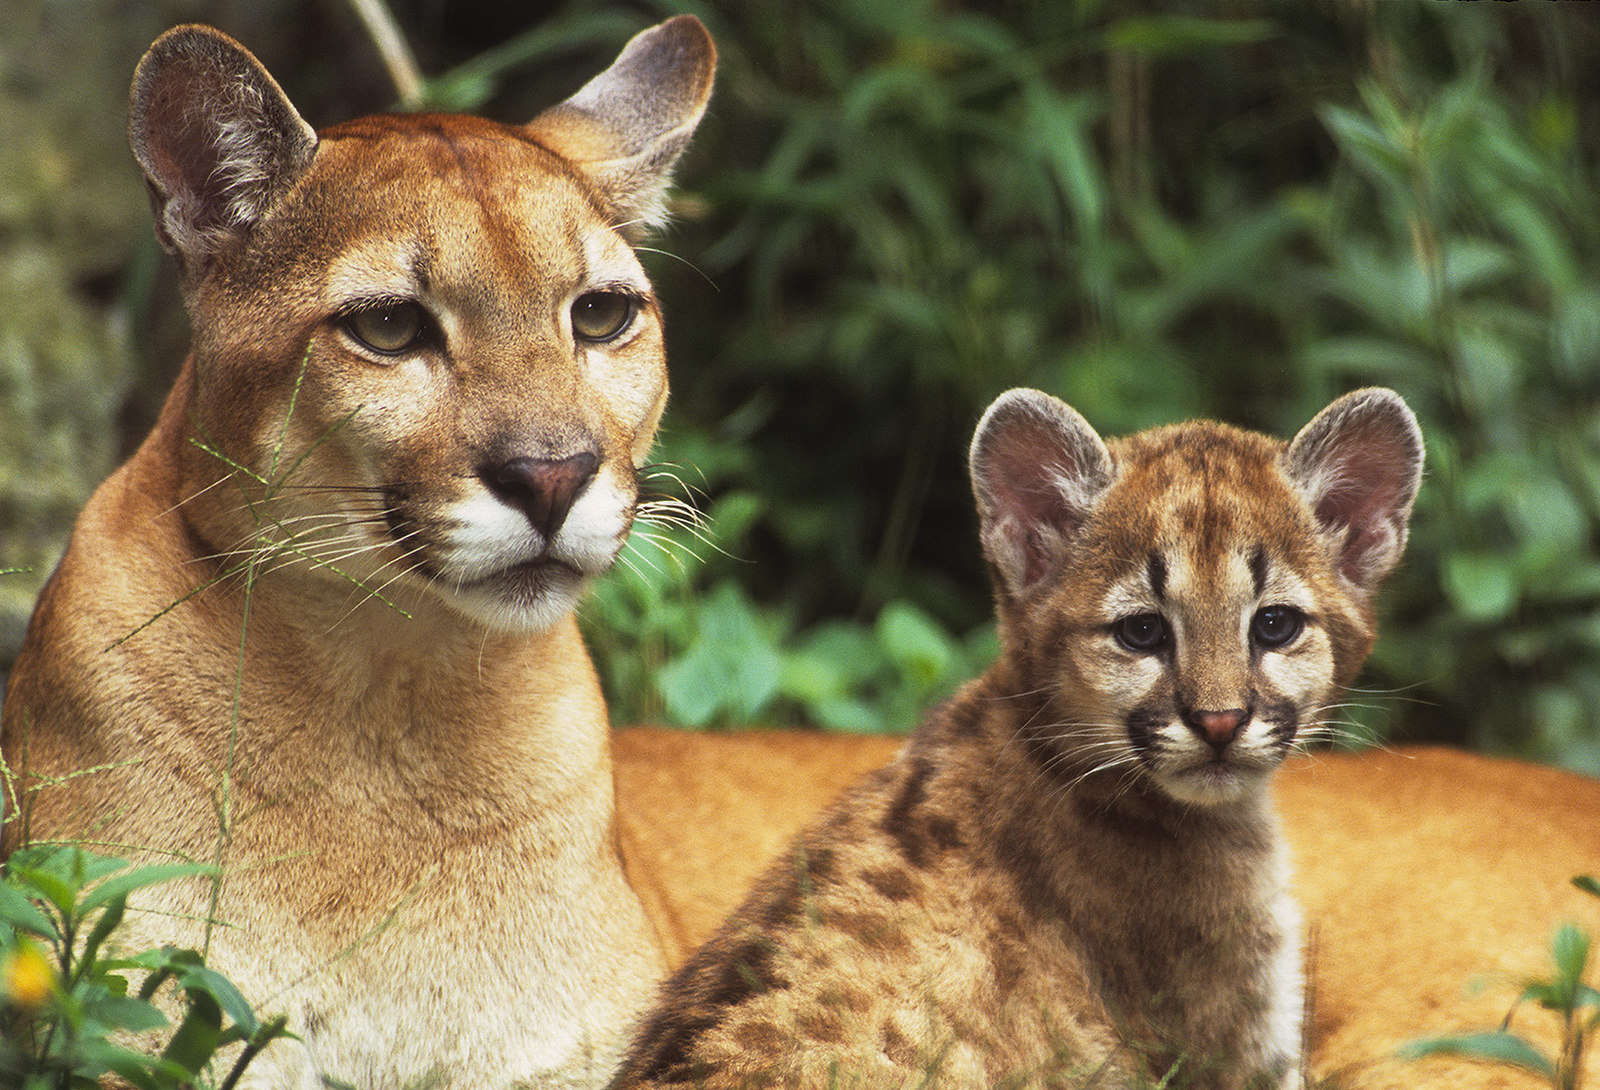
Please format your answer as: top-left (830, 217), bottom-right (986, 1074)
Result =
top-left (129, 25), bottom-right (317, 276)
top-left (1281, 387), bottom-right (1424, 594)
top-left (970, 389), bottom-right (1116, 597)
top-left (526, 15), bottom-right (716, 238)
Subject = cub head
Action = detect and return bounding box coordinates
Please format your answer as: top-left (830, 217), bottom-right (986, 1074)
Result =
top-left (970, 389), bottom-right (1423, 807)
top-left (128, 18), bottom-right (715, 632)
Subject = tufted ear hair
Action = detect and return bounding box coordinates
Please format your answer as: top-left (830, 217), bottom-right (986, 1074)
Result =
top-left (1281, 387), bottom-right (1424, 595)
top-left (129, 25), bottom-right (317, 279)
top-left (970, 389), bottom-right (1116, 598)
top-left (525, 15), bottom-right (715, 239)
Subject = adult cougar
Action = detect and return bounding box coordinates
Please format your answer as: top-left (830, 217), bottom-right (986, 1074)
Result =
top-left (2, 17), bottom-right (714, 1089)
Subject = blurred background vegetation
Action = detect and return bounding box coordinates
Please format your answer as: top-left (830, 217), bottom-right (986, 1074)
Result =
top-left (4, 0), bottom-right (1600, 771)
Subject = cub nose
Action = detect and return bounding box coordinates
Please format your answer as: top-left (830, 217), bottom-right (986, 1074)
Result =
top-left (483, 451), bottom-right (599, 542)
top-left (1185, 707), bottom-right (1250, 751)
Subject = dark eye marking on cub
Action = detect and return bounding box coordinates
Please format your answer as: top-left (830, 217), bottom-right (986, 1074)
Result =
top-left (1148, 551), bottom-right (1169, 602)
top-left (1250, 544), bottom-right (1270, 598)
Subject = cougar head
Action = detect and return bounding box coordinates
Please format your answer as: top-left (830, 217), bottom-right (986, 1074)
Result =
top-left (129, 17), bottom-right (715, 632)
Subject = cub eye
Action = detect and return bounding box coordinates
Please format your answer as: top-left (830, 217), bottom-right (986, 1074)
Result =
top-left (1252, 605), bottom-right (1304, 649)
top-left (1113, 613), bottom-right (1168, 653)
top-left (571, 291), bottom-right (637, 343)
top-left (341, 301), bottom-right (429, 356)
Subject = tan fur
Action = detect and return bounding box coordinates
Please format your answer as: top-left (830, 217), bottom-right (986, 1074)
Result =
top-left (6, 19), bottom-right (1597, 1090)
top-left (615, 737), bottom-right (1600, 1089)
top-left (610, 389), bottom-right (1450, 1090)
top-left (1, 19), bottom-right (713, 1089)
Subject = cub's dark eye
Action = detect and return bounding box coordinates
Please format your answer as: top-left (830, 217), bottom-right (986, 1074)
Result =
top-left (1113, 613), bottom-right (1168, 653)
top-left (340, 301), bottom-right (429, 356)
top-left (571, 292), bottom-right (637, 343)
top-left (1252, 605), bottom-right (1305, 649)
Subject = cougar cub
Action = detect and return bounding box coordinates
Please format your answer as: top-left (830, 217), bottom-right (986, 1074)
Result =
top-left (614, 387), bottom-right (1423, 1089)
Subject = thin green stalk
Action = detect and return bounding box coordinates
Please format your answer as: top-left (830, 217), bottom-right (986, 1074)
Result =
top-left (202, 555), bottom-right (256, 960)
top-left (1556, 1013), bottom-right (1582, 1090)
top-left (344, 0), bottom-right (424, 108)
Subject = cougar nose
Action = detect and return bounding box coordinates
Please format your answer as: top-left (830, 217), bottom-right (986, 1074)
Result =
top-left (1185, 707), bottom-right (1250, 751)
top-left (483, 451), bottom-right (599, 542)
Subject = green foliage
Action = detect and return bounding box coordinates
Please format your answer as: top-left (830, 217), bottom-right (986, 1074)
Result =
top-left (9, 2), bottom-right (1600, 761)
top-left (584, 483), bottom-right (994, 730)
top-left (0, 845), bottom-right (289, 1089)
top-left (1401, 875), bottom-right (1600, 1089)
top-left (581, 0), bottom-right (1600, 758)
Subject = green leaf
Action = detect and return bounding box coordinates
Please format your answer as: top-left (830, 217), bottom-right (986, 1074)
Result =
top-left (76, 1034), bottom-right (194, 1087)
top-left (92, 993), bottom-right (172, 1034)
top-left (79, 862), bottom-right (215, 915)
top-left (1440, 552), bottom-right (1519, 623)
top-left (1320, 103), bottom-right (1413, 192)
top-left (1573, 875), bottom-right (1600, 899)
top-left (877, 602), bottom-right (955, 689)
top-left (1106, 16), bottom-right (1274, 57)
top-left (0, 881), bottom-right (58, 939)
top-left (657, 583), bottom-right (783, 726)
top-left (811, 697), bottom-right (884, 734)
top-left (174, 962), bottom-right (261, 1036)
top-left (76, 892), bottom-right (125, 980)
top-left (1549, 922), bottom-right (1591, 1001)
top-left (161, 988), bottom-right (223, 1074)
top-left (1398, 1031), bottom-right (1557, 1077)
top-left (8, 864), bottom-right (77, 921)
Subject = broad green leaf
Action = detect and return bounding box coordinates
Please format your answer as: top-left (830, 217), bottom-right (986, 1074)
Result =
top-left (1550, 922), bottom-right (1591, 999)
top-left (1398, 1031), bottom-right (1556, 1077)
top-left (1106, 16), bottom-right (1274, 57)
top-left (1320, 104), bottom-right (1412, 190)
top-left (76, 1034), bottom-right (193, 1088)
top-left (80, 862), bottom-right (215, 915)
top-left (812, 697), bottom-right (884, 734)
top-left (1300, 336), bottom-right (1433, 384)
top-left (878, 602), bottom-right (956, 689)
top-left (174, 962), bottom-right (261, 1036)
top-left (1440, 552), bottom-right (1519, 623)
top-left (77, 892), bottom-right (125, 978)
top-left (0, 881), bottom-right (58, 938)
top-left (161, 988), bottom-right (222, 1074)
top-left (92, 992), bottom-right (171, 1034)
top-left (8, 865), bottom-right (76, 921)
top-left (658, 583), bottom-right (783, 726)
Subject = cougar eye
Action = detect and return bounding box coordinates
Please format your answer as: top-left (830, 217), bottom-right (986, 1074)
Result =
top-left (340, 301), bottom-right (429, 356)
top-left (1252, 605), bottom-right (1305, 649)
top-left (1113, 613), bottom-right (1168, 653)
top-left (571, 291), bottom-right (637, 343)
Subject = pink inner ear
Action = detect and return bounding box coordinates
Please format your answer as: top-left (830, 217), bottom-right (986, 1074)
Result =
top-left (1307, 418), bottom-right (1418, 588)
top-left (972, 394), bottom-right (1112, 594)
top-left (144, 85), bottom-right (222, 204)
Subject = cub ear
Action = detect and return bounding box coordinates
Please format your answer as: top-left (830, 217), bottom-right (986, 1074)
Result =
top-left (970, 389), bottom-right (1116, 597)
top-left (526, 15), bottom-right (716, 237)
top-left (1281, 387), bottom-right (1424, 594)
top-left (129, 25), bottom-right (316, 276)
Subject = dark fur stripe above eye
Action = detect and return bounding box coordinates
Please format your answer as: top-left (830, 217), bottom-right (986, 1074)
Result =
top-left (1147, 552), bottom-right (1168, 602)
top-left (1250, 545), bottom-right (1269, 600)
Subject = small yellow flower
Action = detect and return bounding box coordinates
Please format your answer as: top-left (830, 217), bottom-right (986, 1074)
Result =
top-left (3, 940), bottom-right (56, 1008)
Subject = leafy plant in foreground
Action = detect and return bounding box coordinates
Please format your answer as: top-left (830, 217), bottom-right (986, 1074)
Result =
top-left (1401, 875), bottom-right (1600, 1089)
top-left (0, 844), bottom-right (290, 1089)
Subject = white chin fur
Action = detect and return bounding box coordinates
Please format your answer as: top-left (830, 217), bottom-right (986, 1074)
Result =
top-left (443, 571), bottom-right (591, 634)
top-left (1154, 764), bottom-right (1267, 807)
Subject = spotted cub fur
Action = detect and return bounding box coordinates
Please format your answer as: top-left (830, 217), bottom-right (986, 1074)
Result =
top-left (613, 388), bottom-right (1423, 1090)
